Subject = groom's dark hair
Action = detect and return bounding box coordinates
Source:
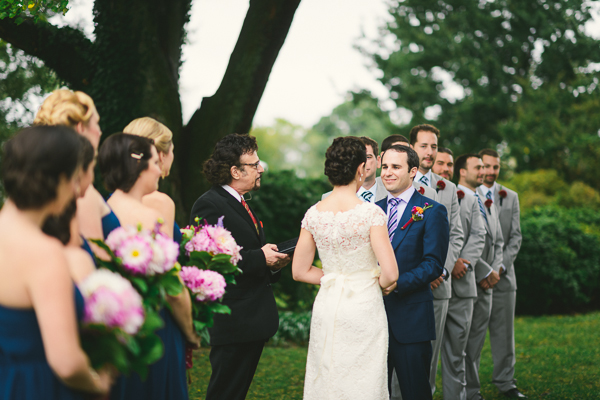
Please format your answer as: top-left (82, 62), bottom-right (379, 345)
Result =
top-left (203, 133), bottom-right (258, 185)
top-left (382, 145), bottom-right (420, 175)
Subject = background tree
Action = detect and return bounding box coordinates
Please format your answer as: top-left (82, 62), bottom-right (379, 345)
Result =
top-left (0, 0), bottom-right (301, 220)
top-left (363, 0), bottom-right (600, 184)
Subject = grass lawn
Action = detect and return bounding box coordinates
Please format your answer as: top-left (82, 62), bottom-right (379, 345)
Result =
top-left (189, 312), bottom-right (600, 399)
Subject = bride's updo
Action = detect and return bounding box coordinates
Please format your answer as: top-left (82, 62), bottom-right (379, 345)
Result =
top-left (324, 136), bottom-right (367, 186)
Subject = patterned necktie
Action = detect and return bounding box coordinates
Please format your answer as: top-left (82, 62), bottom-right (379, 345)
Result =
top-left (387, 197), bottom-right (401, 241)
top-left (361, 191), bottom-right (373, 202)
top-left (419, 175), bottom-right (429, 187)
top-left (486, 191), bottom-right (493, 201)
top-left (241, 198), bottom-right (259, 234)
top-left (475, 193), bottom-right (488, 223)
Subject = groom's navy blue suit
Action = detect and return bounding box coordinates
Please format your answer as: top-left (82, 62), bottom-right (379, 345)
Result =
top-left (377, 189), bottom-right (449, 400)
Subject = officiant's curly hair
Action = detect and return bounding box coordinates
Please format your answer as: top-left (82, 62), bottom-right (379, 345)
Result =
top-left (203, 133), bottom-right (258, 185)
top-left (325, 136), bottom-right (367, 186)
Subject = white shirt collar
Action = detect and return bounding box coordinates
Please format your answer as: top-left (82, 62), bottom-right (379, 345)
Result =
top-left (357, 181), bottom-right (377, 203)
top-left (414, 170), bottom-right (433, 188)
top-left (480, 184), bottom-right (494, 198)
top-left (457, 184), bottom-right (476, 197)
top-left (387, 185), bottom-right (416, 204)
top-left (222, 185), bottom-right (242, 202)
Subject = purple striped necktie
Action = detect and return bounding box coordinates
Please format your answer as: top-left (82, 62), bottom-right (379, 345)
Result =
top-left (388, 197), bottom-right (401, 241)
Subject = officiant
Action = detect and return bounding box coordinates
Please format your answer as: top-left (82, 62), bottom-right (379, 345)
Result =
top-left (189, 133), bottom-right (290, 400)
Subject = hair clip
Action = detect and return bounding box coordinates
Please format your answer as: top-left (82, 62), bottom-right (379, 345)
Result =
top-left (131, 153), bottom-right (143, 160)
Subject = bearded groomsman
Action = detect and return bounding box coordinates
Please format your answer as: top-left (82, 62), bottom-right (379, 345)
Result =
top-left (433, 147), bottom-right (455, 181)
top-left (479, 149), bottom-right (525, 399)
top-left (459, 154), bottom-right (503, 400)
top-left (440, 154), bottom-right (486, 400)
top-left (408, 124), bottom-right (464, 396)
top-left (322, 136), bottom-right (387, 202)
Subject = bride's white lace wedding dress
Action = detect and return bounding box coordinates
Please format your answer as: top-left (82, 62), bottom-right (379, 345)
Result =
top-left (301, 202), bottom-right (389, 400)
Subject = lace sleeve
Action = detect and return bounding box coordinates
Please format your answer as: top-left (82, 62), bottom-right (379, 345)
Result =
top-left (301, 206), bottom-right (314, 233)
top-left (369, 204), bottom-right (387, 227)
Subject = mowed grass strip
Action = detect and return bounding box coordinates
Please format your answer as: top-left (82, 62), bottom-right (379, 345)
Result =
top-left (189, 312), bottom-right (600, 399)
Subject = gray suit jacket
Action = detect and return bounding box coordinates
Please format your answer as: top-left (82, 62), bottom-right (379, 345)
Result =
top-left (321, 179), bottom-right (388, 202)
top-left (452, 193), bottom-right (486, 298)
top-left (492, 182), bottom-right (522, 292)
top-left (431, 173), bottom-right (464, 300)
top-left (475, 186), bottom-right (504, 292)
top-left (373, 176), bottom-right (436, 203)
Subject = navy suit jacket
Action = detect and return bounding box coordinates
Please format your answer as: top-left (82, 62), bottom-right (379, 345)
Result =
top-left (377, 190), bottom-right (449, 344)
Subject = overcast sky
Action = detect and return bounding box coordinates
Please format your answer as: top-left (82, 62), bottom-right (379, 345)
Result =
top-left (53, 0), bottom-right (600, 129)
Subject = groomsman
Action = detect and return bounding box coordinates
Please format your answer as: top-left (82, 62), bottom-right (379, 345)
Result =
top-left (440, 153), bottom-right (486, 400)
top-left (322, 136), bottom-right (387, 202)
top-left (459, 154), bottom-right (503, 400)
top-left (432, 147), bottom-right (455, 181)
top-left (479, 149), bottom-right (525, 398)
top-left (409, 124), bottom-right (464, 396)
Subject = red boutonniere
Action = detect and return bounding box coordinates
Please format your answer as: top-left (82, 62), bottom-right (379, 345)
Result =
top-left (457, 190), bottom-right (465, 199)
top-left (401, 203), bottom-right (433, 230)
top-left (436, 180), bottom-right (446, 192)
top-left (484, 198), bottom-right (493, 209)
top-left (418, 186), bottom-right (425, 195)
top-left (499, 189), bottom-right (507, 206)
top-left (260, 221), bottom-right (263, 228)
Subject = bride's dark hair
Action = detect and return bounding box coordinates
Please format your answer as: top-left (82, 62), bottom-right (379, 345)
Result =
top-left (324, 136), bottom-right (367, 186)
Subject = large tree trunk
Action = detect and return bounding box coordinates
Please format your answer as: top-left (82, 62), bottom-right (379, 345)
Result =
top-left (0, 0), bottom-right (301, 222)
top-left (179, 0), bottom-right (301, 215)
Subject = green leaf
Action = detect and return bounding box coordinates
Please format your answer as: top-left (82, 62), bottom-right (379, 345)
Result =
top-left (141, 309), bottom-right (164, 333)
top-left (161, 271), bottom-right (183, 296)
top-left (193, 320), bottom-right (207, 332)
top-left (211, 303), bottom-right (232, 315)
top-left (188, 251), bottom-right (212, 267)
top-left (131, 277), bottom-right (148, 294)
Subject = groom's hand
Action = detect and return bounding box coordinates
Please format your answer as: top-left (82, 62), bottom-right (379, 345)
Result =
top-left (452, 258), bottom-right (469, 280)
top-left (430, 276), bottom-right (444, 290)
top-left (262, 244), bottom-right (290, 271)
top-left (382, 282), bottom-right (397, 296)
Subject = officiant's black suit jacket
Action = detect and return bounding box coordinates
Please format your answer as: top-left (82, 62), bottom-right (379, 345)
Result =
top-left (189, 185), bottom-right (280, 346)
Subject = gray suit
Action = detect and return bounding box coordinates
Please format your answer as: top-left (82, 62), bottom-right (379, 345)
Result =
top-left (465, 188), bottom-right (504, 400)
top-left (429, 173), bottom-right (464, 395)
top-left (441, 193), bottom-right (486, 400)
top-left (321, 178), bottom-right (388, 202)
top-left (487, 183), bottom-right (522, 392)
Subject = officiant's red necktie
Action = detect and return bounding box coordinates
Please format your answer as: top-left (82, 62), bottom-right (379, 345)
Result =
top-left (241, 198), bottom-right (259, 234)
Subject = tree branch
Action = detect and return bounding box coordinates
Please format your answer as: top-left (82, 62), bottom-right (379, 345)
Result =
top-left (179, 0), bottom-right (301, 213)
top-left (0, 18), bottom-right (94, 89)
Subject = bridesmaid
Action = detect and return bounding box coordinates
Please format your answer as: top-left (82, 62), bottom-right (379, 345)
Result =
top-left (98, 133), bottom-right (198, 400)
top-left (43, 135), bottom-right (98, 279)
top-left (0, 126), bottom-right (113, 398)
top-left (123, 117), bottom-right (179, 241)
top-left (34, 89), bottom-right (121, 245)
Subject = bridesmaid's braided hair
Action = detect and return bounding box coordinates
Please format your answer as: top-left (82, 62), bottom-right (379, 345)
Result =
top-left (324, 136), bottom-right (367, 186)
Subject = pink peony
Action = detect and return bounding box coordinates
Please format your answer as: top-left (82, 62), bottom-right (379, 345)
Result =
top-left (148, 233), bottom-right (180, 275)
top-left (116, 235), bottom-right (153, 274)
top-left (79, 269), bottom-right (145, 335)
top-left (185, 224), bottom-right (242, 266)
top-left (180, 266), bottom-right (227, 302)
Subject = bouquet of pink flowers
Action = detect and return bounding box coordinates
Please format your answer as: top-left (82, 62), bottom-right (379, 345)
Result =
top-left (78, 269), bottom-right (164, 378)
top-left (91, 222), bottom-right (183, 311)
top-left (179, 216), bottom-right (242, 335)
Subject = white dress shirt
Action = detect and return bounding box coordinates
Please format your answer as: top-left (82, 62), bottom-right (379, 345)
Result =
top-left (357, 180), bottom-right (378, 203)
top-left (222, 184), bottom-right (242, 202)
top-left (414, 170), bottom-right (433, 188)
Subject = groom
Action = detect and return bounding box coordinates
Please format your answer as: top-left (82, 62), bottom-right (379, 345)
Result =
top-left (377, 145), bottom-right (450, 400)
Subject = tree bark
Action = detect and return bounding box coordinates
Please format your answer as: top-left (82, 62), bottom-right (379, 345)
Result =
top-left (179, 0), bottom-right (301, 215)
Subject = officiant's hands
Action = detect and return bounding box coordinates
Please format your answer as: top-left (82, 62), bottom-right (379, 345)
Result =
top-left (262, 244), bottom-right (291, 271)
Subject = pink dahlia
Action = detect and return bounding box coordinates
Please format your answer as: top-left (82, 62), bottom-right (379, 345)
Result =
top-left (181, 266), bottom-right (227, 302)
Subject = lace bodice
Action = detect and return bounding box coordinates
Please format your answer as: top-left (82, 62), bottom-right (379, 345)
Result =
top-left (301, 202), bottom-right (387, 275)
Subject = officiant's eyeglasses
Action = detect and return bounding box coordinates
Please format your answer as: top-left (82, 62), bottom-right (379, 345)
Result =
top-left (240, 160), bottom-right (261, 169)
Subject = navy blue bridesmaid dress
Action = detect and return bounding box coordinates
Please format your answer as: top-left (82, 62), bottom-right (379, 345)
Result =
top-left (0, 286), bottom-right (87, 400)
top-left (109, 220), bottom-right (188, 400)
top-left (102, 207), bottom-right (121, 240)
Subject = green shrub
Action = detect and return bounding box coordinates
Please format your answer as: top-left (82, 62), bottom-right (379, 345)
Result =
top-left (251, 170), bottom-right (330, 312)
top-left (515, 206), bottom-right (600, 315)
top-left (270, 311), bottom-right (312, 347)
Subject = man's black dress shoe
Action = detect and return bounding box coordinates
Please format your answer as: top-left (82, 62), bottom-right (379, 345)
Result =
top-left (502, 388), bottom-right (527, 398)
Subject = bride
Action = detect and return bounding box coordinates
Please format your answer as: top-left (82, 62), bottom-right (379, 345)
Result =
top-left (292, 136), bottom-right (399, 400)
